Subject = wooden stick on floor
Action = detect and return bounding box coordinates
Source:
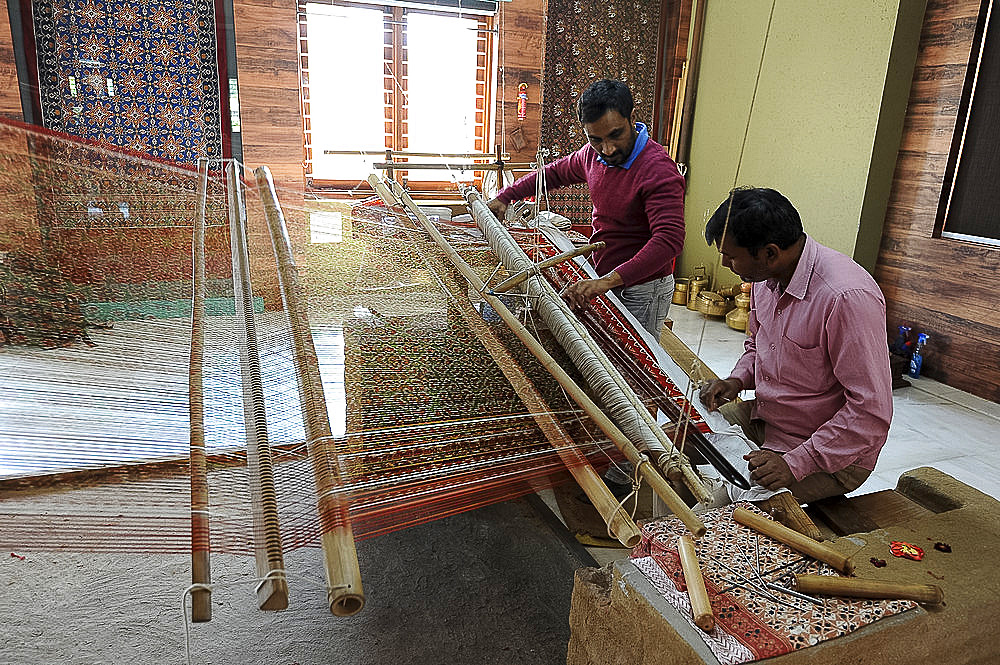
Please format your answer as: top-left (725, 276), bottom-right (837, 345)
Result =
top-left (678, 535), bottom-right (715, 631)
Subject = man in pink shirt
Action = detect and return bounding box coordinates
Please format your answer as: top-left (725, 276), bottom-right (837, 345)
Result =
top-left (699, 187), bottom-right (893, 503)
top-left (487, 79), bottom-right (685, 337)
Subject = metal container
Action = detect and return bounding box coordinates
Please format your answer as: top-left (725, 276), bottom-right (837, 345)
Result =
top-left (686, 279), bottom-right (703, 310)
top-left (696, 291), bottom-right (732, 317)
top-left (672, 277), bottom-right (690, 305)
top-left (690, 265), bottom-right (710, 291)
top-left (726, 291), bottom-right (751, 331)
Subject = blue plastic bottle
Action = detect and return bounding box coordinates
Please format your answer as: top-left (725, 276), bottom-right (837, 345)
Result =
top-left (891, 325), bottom-right (911, 357)
top-left (908, 332), bottom-right (929, 378)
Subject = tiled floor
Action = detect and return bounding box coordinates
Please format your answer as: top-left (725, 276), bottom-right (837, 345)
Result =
top-left (668, 304), bottom-right (1000, 501)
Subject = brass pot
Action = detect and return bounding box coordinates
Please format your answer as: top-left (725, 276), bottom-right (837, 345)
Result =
top-left (690, 265), bottom-right (710, 292)
top-left (696, 291), bottom-right (732, 317)
top-left (672, 277), bottom-right (690, 305)
top-left (726, 306), bottom-right (750, 331)
top-left (727, 290), bottom-right (752, 331)
top-left (686, 280), bottom-right (703, 310)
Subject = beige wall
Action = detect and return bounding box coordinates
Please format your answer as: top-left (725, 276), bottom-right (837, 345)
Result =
top-left (678, 0), bottom-right (926, 290)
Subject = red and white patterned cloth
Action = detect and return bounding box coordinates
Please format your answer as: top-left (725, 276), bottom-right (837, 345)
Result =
top-left (631, 503), bottom-right (916, 664)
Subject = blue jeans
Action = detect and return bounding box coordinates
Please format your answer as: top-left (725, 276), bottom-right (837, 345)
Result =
top-left (612, 275), bottom-right (674, 337)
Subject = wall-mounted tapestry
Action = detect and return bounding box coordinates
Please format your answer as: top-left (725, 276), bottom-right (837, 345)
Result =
top-left (540, 0), bottom-right (662, 224)
top-left (29, 0), bottom-right (224, 165)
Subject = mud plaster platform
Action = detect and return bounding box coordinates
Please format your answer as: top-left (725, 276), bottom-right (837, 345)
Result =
top-left (567, 467), bottom-right (999, 665)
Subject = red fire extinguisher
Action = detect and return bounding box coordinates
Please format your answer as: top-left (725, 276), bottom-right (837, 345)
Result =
top-left (517, 83), bottom-right (528, 121)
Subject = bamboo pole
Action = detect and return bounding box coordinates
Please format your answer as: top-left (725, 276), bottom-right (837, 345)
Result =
top-left (733, 507), bottom-right (854, 575)
top-left (677, 535), bottom-right (714, 631)
top-left (491, 242), bottom-right (606, 294)
top-left (189, 158), bottom-right (212, 622)
top-left (793, 574), bottom-right (944, 605)
top-left (227, 162), bottom-right (288, 610)
top-left (368, 175), bottom-right (706, 537)
top-left (255, 166), bottom-right (364, 616)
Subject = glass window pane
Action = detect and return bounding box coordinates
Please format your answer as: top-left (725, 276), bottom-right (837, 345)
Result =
top-left (405, 12), bottom-right (480, 183)
top-left (306, 4), bottom-right (385, 182)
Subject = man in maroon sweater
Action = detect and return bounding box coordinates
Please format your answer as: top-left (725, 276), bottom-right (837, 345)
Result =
top-left (488, 79), bottom-right (686, 336)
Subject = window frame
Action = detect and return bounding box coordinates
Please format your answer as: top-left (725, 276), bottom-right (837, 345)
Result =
top-left (297, 0), bottom-right (495, 195)
top-left (935, 0), bottom-right (1000, 248)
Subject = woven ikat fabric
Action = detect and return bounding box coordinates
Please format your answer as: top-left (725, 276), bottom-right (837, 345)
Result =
top-left (31, 0), bottom-right (223, 164)
top-left (631, 503), bottom-right (917, 664)
top-left (539, 0), bottom-right (661, 225)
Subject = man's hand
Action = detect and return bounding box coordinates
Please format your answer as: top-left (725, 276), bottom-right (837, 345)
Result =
top-left (560, 273), bottom-right (622, 311)
top-left (487, 198), bottom-right (508, 221)
top-left (698, 377), bottom-right (743, 411)
top-left (744, 449), bottom-right (794, 491)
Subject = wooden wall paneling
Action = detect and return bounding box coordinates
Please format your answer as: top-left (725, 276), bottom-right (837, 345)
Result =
top-left (494, 0), bottom-right (545, 165)
top-left (233, 0), bottom-right (304, 194)
top-left (0, 9), bottom-right (21, 119)
top-left (876, 0), bottom-right (1000, 403)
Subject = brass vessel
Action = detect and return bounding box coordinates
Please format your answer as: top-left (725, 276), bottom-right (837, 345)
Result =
top-left (686, 265), bottom-right (709, 311)
top-left (672, 277), bottom-right (690, 305)
top-left (725, 283), bottom-right (752, 331)
top-left (696, 291), bottom-right (733, 317)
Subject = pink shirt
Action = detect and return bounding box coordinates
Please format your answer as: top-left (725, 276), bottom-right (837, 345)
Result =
top-left (729, 236), bottom-right (893, 480)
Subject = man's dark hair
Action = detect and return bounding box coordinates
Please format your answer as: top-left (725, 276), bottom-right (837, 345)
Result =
top-left (577, 79), bottom-right (634, 124)
top-left (704, 187), bottom-right (804, 256)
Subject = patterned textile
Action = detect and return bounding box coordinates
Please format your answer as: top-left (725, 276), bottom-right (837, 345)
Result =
top-left (540, 0), bottom-right (662, 225)
top-left (30, 0), bottom-right (223, 164)
top-left (631, 503), bottom-right (917, 664)
top-left (0, 250), bottom-right (102, 347)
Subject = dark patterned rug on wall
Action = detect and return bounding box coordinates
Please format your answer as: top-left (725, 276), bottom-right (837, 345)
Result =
top-left (31, 0), bottom-right (223, 165)
top-left (540, 0), bottom-right (662, 225)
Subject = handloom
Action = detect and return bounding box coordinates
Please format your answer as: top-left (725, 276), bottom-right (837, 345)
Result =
top-left (0, 118), bottom-right (794, 626)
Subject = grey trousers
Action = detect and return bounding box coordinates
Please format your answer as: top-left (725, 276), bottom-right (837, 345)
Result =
top-left (612, 274), bottom-right (675, 337)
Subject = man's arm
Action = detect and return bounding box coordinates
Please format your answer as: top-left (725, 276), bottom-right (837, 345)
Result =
top-left (487, 148), bottom-right (589, 219)
top-left (780, 290), bottom-right (893, 480)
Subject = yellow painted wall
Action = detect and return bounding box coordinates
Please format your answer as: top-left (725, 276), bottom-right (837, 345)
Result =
top-left (678, 0), bottom-right (926, 291)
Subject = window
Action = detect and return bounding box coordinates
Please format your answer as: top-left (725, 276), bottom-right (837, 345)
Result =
top-left (299, 1), bottom-right (495, 193)
top-left (937, 0), bottom-right (1000, 247)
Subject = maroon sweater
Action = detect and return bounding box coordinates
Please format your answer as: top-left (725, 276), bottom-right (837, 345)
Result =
top-left (497, 139), bottom-right (685, 286)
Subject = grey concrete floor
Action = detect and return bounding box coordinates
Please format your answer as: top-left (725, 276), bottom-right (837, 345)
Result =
top-left (0, 496), bottom-right (591, 665)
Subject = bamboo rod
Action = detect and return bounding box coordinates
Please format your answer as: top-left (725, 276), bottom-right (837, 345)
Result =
top-left (733, 507), bottom-right (854, 575)
top-left (374, 162), bottom-right (535, 171)
top-left (368, 176), bottom-right (706, 537)
top-left (677, 535), bottom-right (715, 631)
top-left (676, 0), bottom-right (708, 167)
top-left (189, 158), bottom-right (211, 622)
top-left (227, 162), bottom-right (288, 611)
top-left (668, 61), bottom-right (688, 161)
top-left (490, 242), bottom-right (606, 294)
top-left (793, 574), bottom-right (944, 605)
top-left (255, 166), bottom-right (364, 616)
